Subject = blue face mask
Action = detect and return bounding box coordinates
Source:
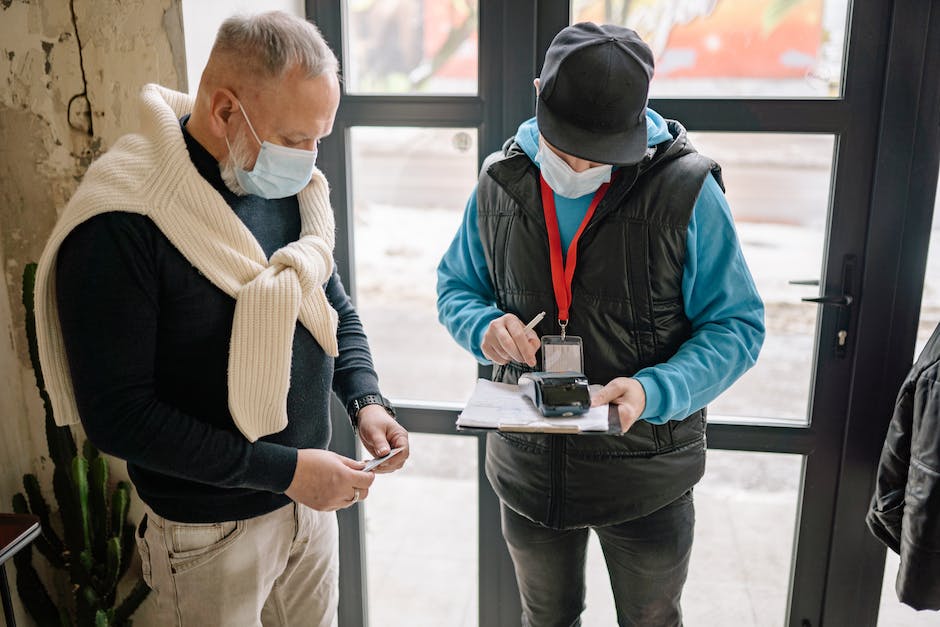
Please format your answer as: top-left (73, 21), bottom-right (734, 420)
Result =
top-left (226, 99), bottom-right (318, 199)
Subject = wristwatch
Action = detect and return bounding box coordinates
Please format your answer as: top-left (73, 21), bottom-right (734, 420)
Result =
top-left (347, 393), bottom-right (396, 428)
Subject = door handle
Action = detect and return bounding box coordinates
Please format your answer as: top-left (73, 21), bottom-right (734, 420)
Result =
top-left (798, 255), bottom-right (857, 357)
top-left (789, 279), bottom-right (820, 286)
top-left (801, 294), bottom-right (853, 307)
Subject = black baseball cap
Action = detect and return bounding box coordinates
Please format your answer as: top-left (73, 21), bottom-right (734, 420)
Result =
top-left (537, 23), bottom-right (654, 166)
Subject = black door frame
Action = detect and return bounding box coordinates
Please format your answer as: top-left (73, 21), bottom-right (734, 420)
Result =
top-left (821, 1), bottom-right (940, 624)
top-left (307, 1), bottom-right (940, 625)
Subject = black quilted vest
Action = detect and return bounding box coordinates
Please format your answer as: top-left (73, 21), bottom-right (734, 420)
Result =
top-left (478, 121), bottom-right (721, 528)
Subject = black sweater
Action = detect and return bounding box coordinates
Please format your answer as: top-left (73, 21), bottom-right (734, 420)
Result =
top-left (55, 120), bottom-right (380, 522)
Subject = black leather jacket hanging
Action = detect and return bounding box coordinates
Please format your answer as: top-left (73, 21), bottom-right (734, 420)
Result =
top-left (867, 323), bottom-right (940, 610)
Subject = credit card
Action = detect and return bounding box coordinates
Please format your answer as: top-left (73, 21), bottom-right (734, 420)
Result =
top-left (363, 447), bottom-right (403, 472)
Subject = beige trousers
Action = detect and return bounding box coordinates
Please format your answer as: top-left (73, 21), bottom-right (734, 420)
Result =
top-left (134, 502), bottom-right (338, 627)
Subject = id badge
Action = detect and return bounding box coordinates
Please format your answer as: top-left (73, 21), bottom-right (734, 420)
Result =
top-left (541, 335), bottom-right (584, 373)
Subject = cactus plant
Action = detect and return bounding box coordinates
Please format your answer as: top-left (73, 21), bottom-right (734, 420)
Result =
top-left (11, 263), bottom-right (149, 626)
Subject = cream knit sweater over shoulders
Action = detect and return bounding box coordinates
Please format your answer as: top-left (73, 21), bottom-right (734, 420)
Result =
top-left (35, 84), bottom-right (339, 443)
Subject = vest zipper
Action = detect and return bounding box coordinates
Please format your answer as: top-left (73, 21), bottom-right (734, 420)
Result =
top-left (579, 167), bottom-right (641, 240)
top-left (547, 435), bottom-right (566, 528)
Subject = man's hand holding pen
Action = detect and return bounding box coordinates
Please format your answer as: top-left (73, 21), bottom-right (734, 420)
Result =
top-left (481, 311), bottom-right (545, 367)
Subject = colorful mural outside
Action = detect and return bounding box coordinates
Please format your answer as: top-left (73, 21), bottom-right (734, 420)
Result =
top-left (345, 0), bottom-right (844, 96)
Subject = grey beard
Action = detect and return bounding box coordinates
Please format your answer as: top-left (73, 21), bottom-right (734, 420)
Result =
top-left (219, 131), bottom-right (252, 196)
top-left (219, 158), bottom-right (248, 196)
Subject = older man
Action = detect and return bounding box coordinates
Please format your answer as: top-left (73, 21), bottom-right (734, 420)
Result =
top-left (34, 12), bottom-right (407, 625)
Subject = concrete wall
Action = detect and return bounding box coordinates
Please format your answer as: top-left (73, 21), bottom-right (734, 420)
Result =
top-left (0, 0), bottom-right (185, 622)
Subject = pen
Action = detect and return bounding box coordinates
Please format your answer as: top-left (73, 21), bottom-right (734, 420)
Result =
top-left (523, 311), bottom-right (546, 332)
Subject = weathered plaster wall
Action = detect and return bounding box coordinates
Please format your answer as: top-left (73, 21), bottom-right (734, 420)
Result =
top-left (0, 0), bottom-right (185, 622)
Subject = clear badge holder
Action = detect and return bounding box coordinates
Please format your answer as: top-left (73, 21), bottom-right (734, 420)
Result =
top-left (541, 333), bottom-right (584, 373)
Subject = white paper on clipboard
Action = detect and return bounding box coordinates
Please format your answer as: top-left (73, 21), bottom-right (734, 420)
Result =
top-left (457, 379), bottom-right (610, 432)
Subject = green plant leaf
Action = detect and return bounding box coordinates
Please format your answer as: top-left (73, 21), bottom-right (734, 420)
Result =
top-left (54, 464), bottom-right (82, 557)
top-left (110, 483), bottom-right (130, 538)
top-left (83, 439), bottom-right (100, 461)
top-left (104, 536), bottom-right (122, 601)
top-left (90, 455), bottom-right (110, 560)
top-left (20, 262), bottom-right (132, 625)
top-left (47, 411), bottom-right (78, 481)
top-left (111, 483), bottom-right (132, 579)
top-left (78, 584), bottom-right (102, 627)
top-left (72, 455), bottom-right (92, 551)
top-left (79, 548), bottom-right (95, 579)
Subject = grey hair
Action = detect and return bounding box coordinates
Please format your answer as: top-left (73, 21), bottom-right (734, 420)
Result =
top-left (212, 11), bottom-right (339, 80)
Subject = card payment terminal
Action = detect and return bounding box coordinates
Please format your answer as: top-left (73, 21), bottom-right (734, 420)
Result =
top-left (518, 371), bottom-right (591, 417)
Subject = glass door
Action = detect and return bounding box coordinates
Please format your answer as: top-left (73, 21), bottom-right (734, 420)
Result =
top-left (307, 0), bottom-right (940, 625)
top-left (564, 2), bottom-right (870, 625)
top-left (308, 2), bottom-right (495, 625)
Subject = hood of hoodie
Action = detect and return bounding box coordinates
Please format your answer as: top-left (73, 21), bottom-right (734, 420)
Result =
top-left (487, 108), bottom-right (720, 199)
top-left (515, 108), bottom-right (673, 166)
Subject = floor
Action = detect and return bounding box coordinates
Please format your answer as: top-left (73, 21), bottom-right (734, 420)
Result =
top-left (362, 439), bottom-right (938, 626)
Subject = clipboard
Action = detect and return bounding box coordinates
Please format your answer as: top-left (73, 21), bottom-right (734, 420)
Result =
top-left (456, 379), bottom-right (621, 435)
top-left (497, 423), bottom-right (582, 434)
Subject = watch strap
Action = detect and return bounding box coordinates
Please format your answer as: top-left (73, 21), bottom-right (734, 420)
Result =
top-left (348, 393), bottom-right (396, 427)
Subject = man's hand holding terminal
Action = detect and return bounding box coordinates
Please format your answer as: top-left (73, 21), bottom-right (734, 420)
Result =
top-left (592, 377), bottom-right (647, 434)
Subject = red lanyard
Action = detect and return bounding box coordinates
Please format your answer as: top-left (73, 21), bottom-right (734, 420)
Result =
top-left (539, 174), bottom-right (613, 331)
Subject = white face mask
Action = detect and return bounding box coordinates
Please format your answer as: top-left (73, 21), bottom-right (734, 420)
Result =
top-left (223, 99), bottom-right (318, 199)
top-left (536, 138), bottom-right (613, 199)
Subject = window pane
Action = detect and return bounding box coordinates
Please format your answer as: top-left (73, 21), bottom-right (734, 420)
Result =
top-left (350, 127), bottom-right (478, 404)
top-left (583, 451), bottom-right (801, 624)
top-left (343, 0), bottom-right (479, 95)
top-left (364, 433), bottom-right (478, 627)
top-left (878, 164), bottom-right (940, 626)
top-left (570, 0), bottom-right (850, 98)
top-left (915, 165), bottom-right (940, 352)
top-left (182, 1), bottom-right (305, 92)
top-left (690, 133), bottom-right (834, 424)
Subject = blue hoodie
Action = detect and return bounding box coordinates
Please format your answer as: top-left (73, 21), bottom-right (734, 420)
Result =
top-left (436, 110), bottom-right (765, 423)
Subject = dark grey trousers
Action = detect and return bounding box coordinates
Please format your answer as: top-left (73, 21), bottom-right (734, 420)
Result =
top-left (501, 490), bottom-right (695, 627)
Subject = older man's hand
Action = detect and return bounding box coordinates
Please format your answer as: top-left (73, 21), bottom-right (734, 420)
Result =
top-left (284, 449), bottom-right (374, 511)
top-left (356, 404), bottom-right (409, 473)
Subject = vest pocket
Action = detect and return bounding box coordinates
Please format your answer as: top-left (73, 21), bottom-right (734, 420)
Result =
top-left (669, 409), bottom-right (707, 450)
top-left (566, 426), bottom-right (663, 457)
